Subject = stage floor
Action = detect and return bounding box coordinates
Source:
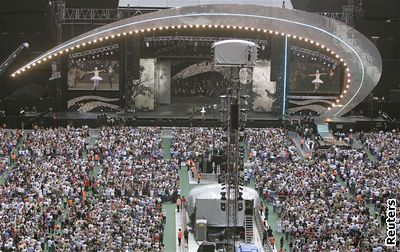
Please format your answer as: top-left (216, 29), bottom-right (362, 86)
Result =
top-left (64, 96), bottom-right (280, 121)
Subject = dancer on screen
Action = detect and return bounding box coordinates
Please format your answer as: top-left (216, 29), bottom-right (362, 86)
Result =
top-left (309, 70), bottom-right (326, 92)
top-left (88, 67), bottom-right (105, 90)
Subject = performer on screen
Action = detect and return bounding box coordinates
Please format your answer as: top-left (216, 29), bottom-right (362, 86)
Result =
top-left (309, 70), bottom-right (326, 92)
top-left (87, 67), bottom-right (105, 90)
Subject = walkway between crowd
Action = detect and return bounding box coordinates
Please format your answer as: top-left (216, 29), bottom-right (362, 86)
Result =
top-left (161, 128), bottom-right (177, 252)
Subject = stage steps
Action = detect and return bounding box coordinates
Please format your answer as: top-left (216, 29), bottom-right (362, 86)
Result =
top-left (245, 215), bottom-right (254, 243)
top-left (316, 123), bottom-right (334, 142)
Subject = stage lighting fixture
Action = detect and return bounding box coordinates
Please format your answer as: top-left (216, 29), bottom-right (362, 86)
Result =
top-left (221, 202), bottom-right (226, 211)
top-left (220, 192), bottom-right (227, 201)
top-left (238, 202), bottom-right (243, 211)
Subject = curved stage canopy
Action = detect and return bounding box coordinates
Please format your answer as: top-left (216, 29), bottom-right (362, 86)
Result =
top-left (11, 4), bottom-right (382, 118)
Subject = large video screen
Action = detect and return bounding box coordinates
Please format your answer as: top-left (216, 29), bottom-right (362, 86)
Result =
top-left (67, 58), bottom-right (119, 91)
top-left (288, 49), bottom-right (342, 94)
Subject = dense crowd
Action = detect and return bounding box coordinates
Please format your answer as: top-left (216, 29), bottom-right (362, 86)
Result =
top-left (362, 130), bottom-right (400, 162)
top-left (1, 125), bottom-right (399, 251)
top-left (252, 128), bottom-right (397, 251)
top-left (171, 127), bottom-right (226, 161)
top-left (246, 128), bottom-right (299, 163)
top-left (0, 126), bottom-right (179, 251)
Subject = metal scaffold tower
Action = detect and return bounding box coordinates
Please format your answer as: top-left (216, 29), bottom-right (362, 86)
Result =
top-left (214, 40), bottom-right (256, 251)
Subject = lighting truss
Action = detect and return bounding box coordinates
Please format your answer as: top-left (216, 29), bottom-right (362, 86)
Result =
top-left (144, 36), bottom-right (268, 47)
top-left (61, 8), bottom-right (162, 24)
top-left (68, 44), bottom-right (118, 59)
top-left (290, 45), bottom-right (338, 68)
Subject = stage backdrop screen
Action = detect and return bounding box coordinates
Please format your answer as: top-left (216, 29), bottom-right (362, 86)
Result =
top-left (288, 49), bottom-right (342, 95)
top-left (67, 58), bottom-right (119, 91)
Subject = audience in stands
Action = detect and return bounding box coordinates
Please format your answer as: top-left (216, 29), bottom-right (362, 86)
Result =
top-left (1, 125), bottom-right (399, 251)
top-left (252, 128), bottom-right (395, 251)
top-left (0, 126), bottom-right (178, 251)
top-left (171, 127), bottom-right (225, 162)
top-left (362, 130), bottom-right (400, 162)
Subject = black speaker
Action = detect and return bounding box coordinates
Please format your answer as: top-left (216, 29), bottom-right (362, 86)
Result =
top-left (220, 202), bottom-right (226, 211)
top-left (390, 89), bottom-right (400, 101)
top-left (131, 37), bottom-right (141, 79)
top-left (270, 36), bottom-right (284, 82)
top-left (4, 98), bottom-right (20, 115)
top-left (230, 103), bottom-right (239, 130)
top-left (57, 55), bottom-right (68, 112)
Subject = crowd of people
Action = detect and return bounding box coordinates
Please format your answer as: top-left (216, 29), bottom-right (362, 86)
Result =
top-left (0, 126), bottom-right (179, 251)
top-left (246, 128), bottom-right (299, 164)
top-left (171, 127), bottom-right (226, 162)
top-left (252, 128), bottom-right (396, 251)
top-left (0, 125), bottom-right (399, 251)
top-left (362, 130), bottom-right (400, 163)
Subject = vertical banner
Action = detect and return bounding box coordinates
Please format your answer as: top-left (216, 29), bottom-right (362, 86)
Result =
top-left (157, 61), bottom-right (171, 104)
top-left (134, 59), bottom-right (155, 110)
top-left (252, 61), bottom-right (276, 112)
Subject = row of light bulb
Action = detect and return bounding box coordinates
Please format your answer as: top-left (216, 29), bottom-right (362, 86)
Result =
top-left (11, 23), bottom-right (351, 110)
